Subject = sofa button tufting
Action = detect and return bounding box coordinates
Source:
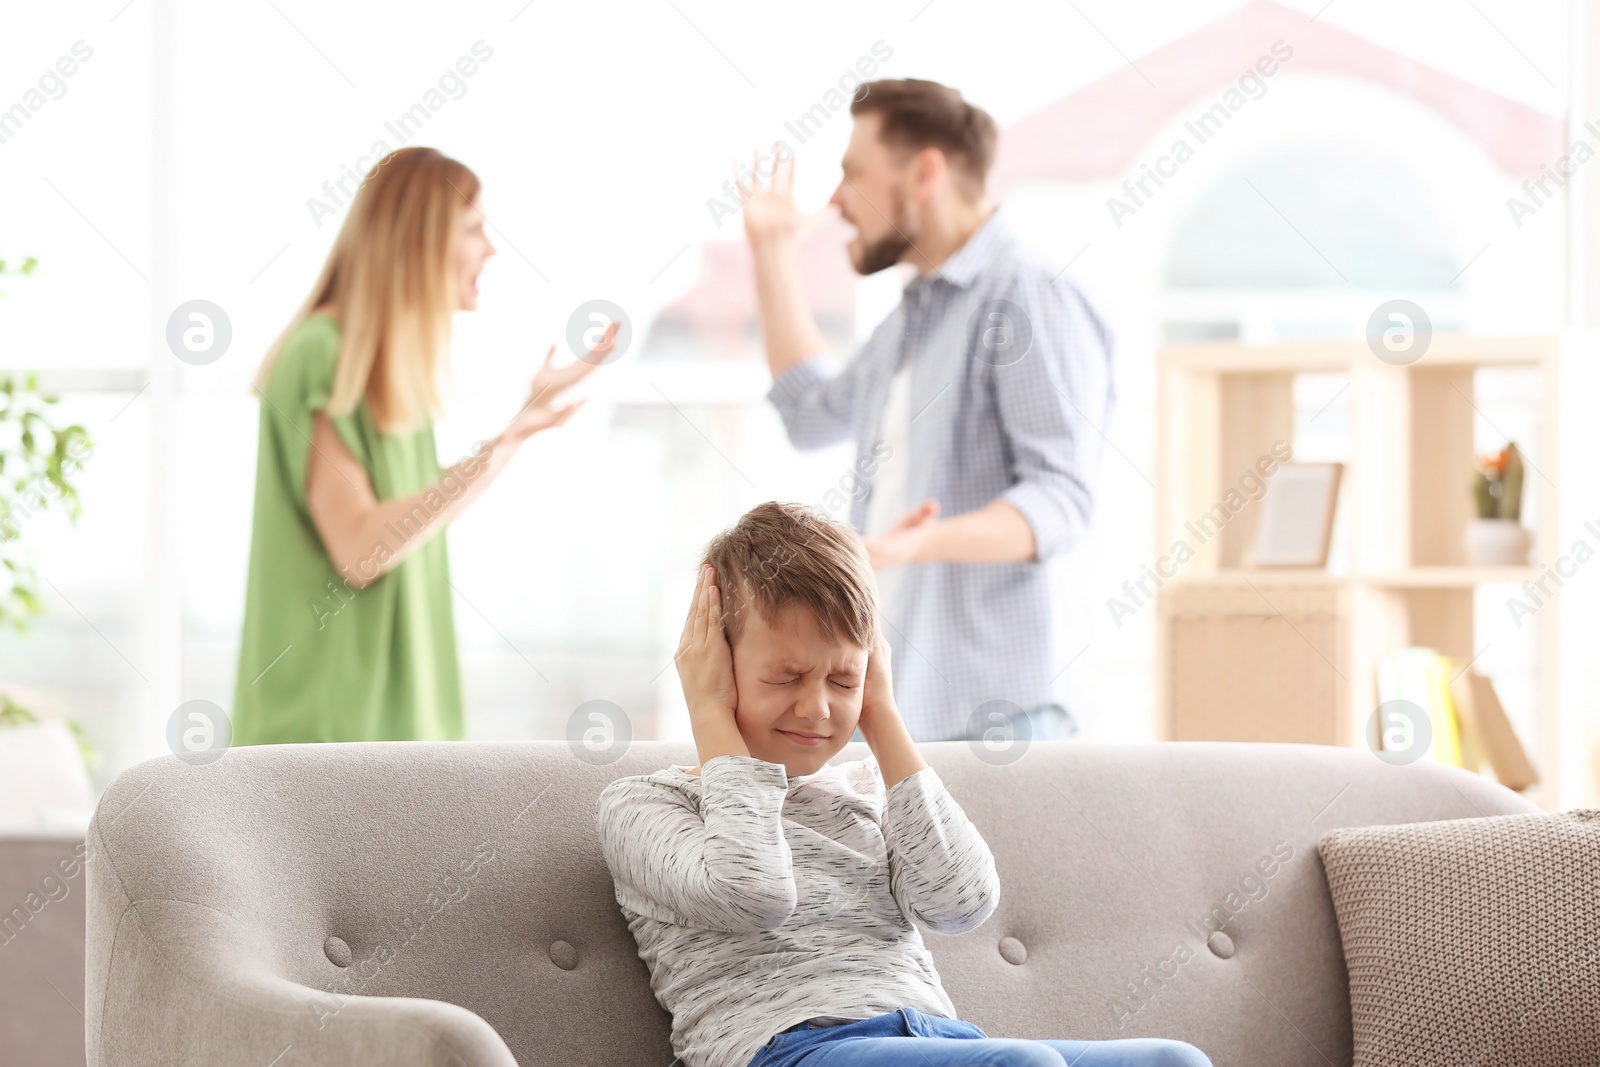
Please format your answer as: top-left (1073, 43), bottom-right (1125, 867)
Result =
top-left (1206, 931), bottom-right (1235, 959)
top-left (549, 939), bottom-right (578, 970)
top-left (324, 936), bottom-right (352, 968)
top-left (998, 936), bottom-right (1027, 965)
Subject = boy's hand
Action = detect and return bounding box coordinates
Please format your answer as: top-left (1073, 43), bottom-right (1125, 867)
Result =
top-left (857, 624), bottom-right (926, 789)
top-left (857, 624), bottom-right (899, 739)
top-left (676, 565), bottom-right (740, 730)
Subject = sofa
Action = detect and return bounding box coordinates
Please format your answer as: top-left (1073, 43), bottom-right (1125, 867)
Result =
top-left (2, 833), bottom-right (89, 1067)
top-left (83, 739), bottom-right (1536, 1066)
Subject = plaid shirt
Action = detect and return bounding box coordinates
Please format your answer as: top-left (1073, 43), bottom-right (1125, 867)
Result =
top-left (766, 206), bottom-right (1115, 742)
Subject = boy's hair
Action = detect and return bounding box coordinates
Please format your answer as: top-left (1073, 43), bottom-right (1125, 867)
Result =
top-left (700, 502), bottom-right (879, 650)
top-left (851, 78), bottom-right (997, 199)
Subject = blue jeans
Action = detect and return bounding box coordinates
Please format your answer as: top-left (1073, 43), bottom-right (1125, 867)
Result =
top-left (745, 1006), bottom-right (1211, 1067)
top-left (965, 702), bottom-right (1075, 742)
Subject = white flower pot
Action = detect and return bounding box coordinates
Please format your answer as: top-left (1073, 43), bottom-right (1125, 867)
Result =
top-left (1462, 519), bottom-right (1531, 566)
top-left (0, 719), bottom-right (94, 833)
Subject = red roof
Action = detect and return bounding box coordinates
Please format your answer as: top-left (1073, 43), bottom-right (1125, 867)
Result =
top-left (648, 1), bottom-right (1563, 357)
top-left (641, 214), bottom-right (860, 360)
top-left (992, 0), bottom-right (1563, 186)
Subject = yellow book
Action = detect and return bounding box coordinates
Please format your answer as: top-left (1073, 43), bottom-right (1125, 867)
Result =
top-left (1382, 647), bottom-right (1461, 766)
top-left (1442, 655), bottom-right (1486, 772)
top-left (1423, 652), bottom-right (1462, 768)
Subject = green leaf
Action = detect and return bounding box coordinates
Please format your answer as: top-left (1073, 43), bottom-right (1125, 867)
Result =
top-left (0, 694), bottom-right (40, 728)
top-left (0, 365), bottom-right (88, 638)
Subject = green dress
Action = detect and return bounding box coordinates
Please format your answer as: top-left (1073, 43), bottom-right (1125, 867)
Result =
top-left (232, 313), bottom-right (464, 745)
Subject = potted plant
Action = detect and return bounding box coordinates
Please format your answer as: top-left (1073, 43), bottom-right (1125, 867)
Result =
top-left (0, 254), bottom-right (98, 829)
top-left (1463, 442), bottom-right (1530, 566)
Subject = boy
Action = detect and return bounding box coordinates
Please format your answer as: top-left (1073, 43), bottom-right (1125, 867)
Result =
top-left (596, 502), bottom-right (1211, 1067)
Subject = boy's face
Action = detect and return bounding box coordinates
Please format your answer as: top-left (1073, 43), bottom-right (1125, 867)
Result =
top-left (729, 601), bottom-right (868, 777)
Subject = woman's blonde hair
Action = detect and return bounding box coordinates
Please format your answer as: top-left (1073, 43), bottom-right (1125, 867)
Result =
top-left (256, 146), bottom-right (481, 434)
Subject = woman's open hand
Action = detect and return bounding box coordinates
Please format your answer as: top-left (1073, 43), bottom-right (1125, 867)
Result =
top-left (498, 322), bottom-right (619, 447)
top-left (676, 565), bottom-right (740, 729)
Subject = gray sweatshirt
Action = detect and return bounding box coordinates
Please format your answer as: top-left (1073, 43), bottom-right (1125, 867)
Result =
top-left (595, 751), bottom-right (1001, 1067)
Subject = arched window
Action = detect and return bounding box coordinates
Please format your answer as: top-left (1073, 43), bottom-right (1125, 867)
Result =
top-left (1162, 144), bottom-right (1464, 343)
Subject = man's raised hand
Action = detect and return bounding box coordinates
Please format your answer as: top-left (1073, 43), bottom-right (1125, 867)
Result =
top-left (735, 144), bottom-right (801, 246)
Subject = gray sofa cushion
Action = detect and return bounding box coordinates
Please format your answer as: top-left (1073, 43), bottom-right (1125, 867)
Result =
top-left (0, 834), bottom-right (88, 1067)
top-left (85, 740), bottom-right (1536, 1067)
top-left (1318, 809), bottom-right (1600, 1067)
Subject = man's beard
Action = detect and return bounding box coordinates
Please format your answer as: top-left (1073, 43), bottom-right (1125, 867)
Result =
top-left (851, 191), bottom-right (915, 275)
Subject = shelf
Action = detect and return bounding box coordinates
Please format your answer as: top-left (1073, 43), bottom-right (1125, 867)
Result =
top-left (1360, 567), bottom-right (1538, 588)
top-left (1156, 332), bottom-right (1565, 805)
top-left (1168, 570), bottom-right (1341, 587)
top-left (1158, 334), bottom-right (1557, 373)
top-left (1169, 566), bottom-right (1538, 589)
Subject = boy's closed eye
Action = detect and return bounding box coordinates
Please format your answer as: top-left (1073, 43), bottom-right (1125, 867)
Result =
top-left (765, 676), bottom-right (861, 689)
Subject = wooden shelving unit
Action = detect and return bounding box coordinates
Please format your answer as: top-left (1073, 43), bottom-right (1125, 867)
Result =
top-left (1155, 335), bottom-right (1561, 807)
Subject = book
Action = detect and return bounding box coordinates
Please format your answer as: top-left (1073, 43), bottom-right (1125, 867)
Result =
top-left (1423, 652), bottom-right (1462, 768)
top-left (1373, 647), bottom-right (1461, 766)
top-left (1449, 671), bottom-right (1539, 791)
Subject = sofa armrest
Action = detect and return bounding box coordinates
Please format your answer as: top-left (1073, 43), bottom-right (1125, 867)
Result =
top-left (86, 877), bottom-right (516, 1067)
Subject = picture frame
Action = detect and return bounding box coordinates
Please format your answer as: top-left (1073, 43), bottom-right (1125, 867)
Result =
top-left (1246, 461), bottom-right (1343, 568)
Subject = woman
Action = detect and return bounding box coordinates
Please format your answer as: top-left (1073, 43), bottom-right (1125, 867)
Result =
top-left (232, 146), bottom-right (615, 746)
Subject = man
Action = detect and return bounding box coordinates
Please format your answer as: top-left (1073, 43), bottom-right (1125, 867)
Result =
top-left (737, 78), bottom-right (1114, 745)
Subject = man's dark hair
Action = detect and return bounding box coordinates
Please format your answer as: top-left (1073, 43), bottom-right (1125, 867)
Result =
top-left (851, 78), bottom-right (997, 197)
